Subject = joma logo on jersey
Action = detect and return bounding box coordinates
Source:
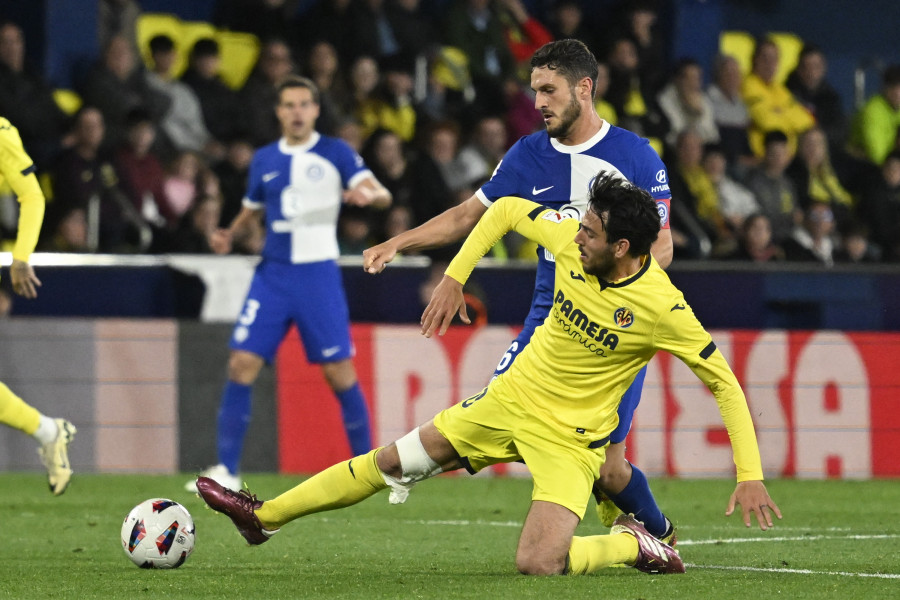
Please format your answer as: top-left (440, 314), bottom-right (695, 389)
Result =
top-left (553, 289), bottom-right (620, 351)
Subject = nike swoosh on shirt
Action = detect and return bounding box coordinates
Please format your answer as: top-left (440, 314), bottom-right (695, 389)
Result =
top-left (262, 171), bottom-right (280, 182)
top-left (322, 346), bottom-right (341, 358)
top-left (532, 185), bottom-right (554, 195)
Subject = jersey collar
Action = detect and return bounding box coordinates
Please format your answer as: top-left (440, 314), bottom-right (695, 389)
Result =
top-left (549, 120), bottom-right (610, 155)
top-left (596, 254), bottom-right (652, 290)
top-left (279, 131), bottom-right (321, 154)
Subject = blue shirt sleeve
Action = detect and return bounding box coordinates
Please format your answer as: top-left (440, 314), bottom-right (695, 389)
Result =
top-left (245, 152), bottom-right (265, 206)
top-left (477, 139), bottom-right (527, 204)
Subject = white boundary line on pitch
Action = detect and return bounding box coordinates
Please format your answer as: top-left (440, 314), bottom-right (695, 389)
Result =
top-left (685, 563), bottom-right (900, 579)
top-left (676, 533), bottom-right (900, 546)
top-left (392, 520), bottom-right (900, 579)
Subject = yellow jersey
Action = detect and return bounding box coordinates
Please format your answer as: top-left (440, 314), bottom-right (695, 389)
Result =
top-left (446, 196), bottom-right (764, 482)
top-left (0, 117), bottom-right (45, 262)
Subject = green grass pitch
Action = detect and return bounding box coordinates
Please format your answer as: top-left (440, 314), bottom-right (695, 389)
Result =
top-left (1, 474), bottom-right (898, 599)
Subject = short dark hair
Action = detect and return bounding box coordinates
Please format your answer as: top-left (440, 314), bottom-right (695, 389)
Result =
top-left (587, 171), bottom-right (660, 257)
top-left (124, 107), bottom-right (154, 128)
top-left (674, 57), bottom-right (702, 78)
top-left (191, 38), bottom-right (220, 59)
top-left (530, 39), bottom-right (599, 98)
top-left (276, 75), bottom-right (320, 105)
top-left (763, 130), bottom-right (789, 147)
top-left (149, 34), bottom-right (175, 55)
top-left (883, 64), bottom-right (900, 88)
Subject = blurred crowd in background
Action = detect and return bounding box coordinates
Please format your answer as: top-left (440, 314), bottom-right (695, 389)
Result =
top-left (1, 0), bottom-right (899, 267)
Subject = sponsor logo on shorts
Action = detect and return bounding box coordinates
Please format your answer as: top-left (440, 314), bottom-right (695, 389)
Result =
top-left (322, 345), bottom-right (341, 358)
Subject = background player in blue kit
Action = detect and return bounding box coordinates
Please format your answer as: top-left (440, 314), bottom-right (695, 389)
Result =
top-left (364, 40), bottom-right (675, 542)
top-left (187, 76), bottom-right (391, 492)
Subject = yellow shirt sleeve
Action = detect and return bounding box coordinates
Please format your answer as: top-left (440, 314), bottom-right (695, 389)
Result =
top-left (0, 119), bottom-right (45, 261)
top-left (653, 298), bottom-right (765, 482)
top-left (445, 196), bottom-right (576, 285)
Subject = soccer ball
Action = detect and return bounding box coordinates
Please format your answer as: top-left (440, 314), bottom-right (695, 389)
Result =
top-left (121, 498), bottom-right (195, 569)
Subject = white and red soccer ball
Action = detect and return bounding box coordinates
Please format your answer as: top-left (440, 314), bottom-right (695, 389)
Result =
top-left (121, 498), bottom-right (195, 569)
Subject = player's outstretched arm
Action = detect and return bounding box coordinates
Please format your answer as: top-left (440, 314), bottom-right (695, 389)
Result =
top-left (726, 480), bottom-right (782, 531)
top-left (210, 206), bottom-right (260, 254)
top-left (363, 195), bottom-right (488, 274)
top-left (420, 275), bottom-right (469, 338)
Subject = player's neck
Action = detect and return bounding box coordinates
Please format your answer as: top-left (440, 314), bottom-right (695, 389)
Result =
top-left (604, 256), bottom-right (646, 284)
top-left (554, 111), bottom-right (604, 146)
top-left (284, 131), bottom-right (315, 146)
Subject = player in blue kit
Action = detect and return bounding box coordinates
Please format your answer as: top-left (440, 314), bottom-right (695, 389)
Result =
top-left (186, 76), bottom-right (391, 492)
top-left (363, 40), bottom-right (674, 541)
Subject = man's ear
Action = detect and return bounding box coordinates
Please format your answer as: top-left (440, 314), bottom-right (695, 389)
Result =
top-left (614, 238), bottom-right (631, 259)
top-left (579, 76), bottom-right (594, 100)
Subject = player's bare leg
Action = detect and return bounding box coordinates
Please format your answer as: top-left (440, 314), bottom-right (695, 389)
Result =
top-left (517, 500), bottom-right (581, 575)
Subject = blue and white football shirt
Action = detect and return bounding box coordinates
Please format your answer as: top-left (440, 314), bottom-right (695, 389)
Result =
top-left (479, 121), bottom-right (671, 379)
top-left (244, 132), bottom-right (372, 264)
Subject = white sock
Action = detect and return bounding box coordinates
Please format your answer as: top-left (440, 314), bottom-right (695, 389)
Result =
top-left (33, 415), bottom-right (59, 445)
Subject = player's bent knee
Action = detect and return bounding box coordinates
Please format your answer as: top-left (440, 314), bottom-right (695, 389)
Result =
top-left (515, 550), bottom-right (566, 576)
top-left (378, 427), bottom-right (442, 505)
top-left (227, 351), bottom-right (264, 384)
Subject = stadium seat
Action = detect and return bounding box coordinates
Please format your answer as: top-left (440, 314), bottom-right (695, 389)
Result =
top-left (52, 89), bottom-right (82, 115)
top-left (718, 30), bottom-right (755, 74)
top-left (216, 31), bottom-right (261, 91)
top-left (136, 13), bottom-right (183, 70)
top-left (178, 21), bottom-right (219, 78)
top-left (768, 31), bottom-right (804, 83)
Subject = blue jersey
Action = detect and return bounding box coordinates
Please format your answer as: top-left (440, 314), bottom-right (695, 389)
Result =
top-left (479, 121), bottom-right (671, 336)
top-left (244, 132), bottom-right (372, 264)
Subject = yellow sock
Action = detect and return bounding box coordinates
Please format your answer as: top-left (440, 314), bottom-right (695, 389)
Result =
top-left (0, 381), bottom-right (41, 435)
top-left (256, 448), bottom-right (388, 529)
top-left (567, 533), bottom-right (639, 575)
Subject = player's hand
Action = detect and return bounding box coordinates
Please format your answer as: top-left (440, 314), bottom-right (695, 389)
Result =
top-left (9, 259), bottom-right (41, 299)
top-left (420, 275), bottom-right (469, 338)
top-left (363, 241), bottom-right (397, 274)
top-left (343, 186), bottom-right (375, 207)
top-left (209, 228), bottom-right (233, 254)
top-left (726, 480), bottom-right (782, 531)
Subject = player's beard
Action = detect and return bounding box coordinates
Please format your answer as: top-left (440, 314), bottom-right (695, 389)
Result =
top-left (546, 92), bottom-right (582, 139)
top-left (582, 245), bottom-right (617, 281)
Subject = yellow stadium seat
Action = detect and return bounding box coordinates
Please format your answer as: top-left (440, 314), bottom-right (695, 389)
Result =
top-left (216, 31), bottom-right (261, 90)
top-left (719, 30), bottom-right (755, 75)
top-left (53, 89), bottom-right (82, 115)
top-left (177, 21), bottom-right (219, 77)
top-left (768, 31), bottom-right (804, 83)
top-left (136, 13), bottom-right (183, 71)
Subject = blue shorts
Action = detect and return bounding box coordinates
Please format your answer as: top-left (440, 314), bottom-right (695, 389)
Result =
top-left (229, 260), bottom-right (353, 364)
top-left (493, 318), bottom-right (645, 445)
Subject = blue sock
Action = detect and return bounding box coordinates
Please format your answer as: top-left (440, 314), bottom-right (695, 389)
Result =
top-left (216, 381), bottom-right (253, 475)
top-left (335, 383), bottom-right (372, 455)
top-left (607, 464), bottom-right (668, 538)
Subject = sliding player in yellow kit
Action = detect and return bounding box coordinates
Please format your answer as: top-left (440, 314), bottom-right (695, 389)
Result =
top-left (0, 116), bottom-right (76, 495)
top-left (196, 172), bottom-right (780, 576)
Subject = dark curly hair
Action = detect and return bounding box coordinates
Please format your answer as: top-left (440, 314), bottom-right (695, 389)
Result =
top-left (587, 171), bottom-right (660, 257)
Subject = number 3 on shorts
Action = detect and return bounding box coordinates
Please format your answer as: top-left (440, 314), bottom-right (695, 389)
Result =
top-left (238, 299), bottom-right (261, 326)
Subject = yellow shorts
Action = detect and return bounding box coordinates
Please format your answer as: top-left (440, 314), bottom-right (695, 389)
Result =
top-left (433, 381), bottom-right (608, 519)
